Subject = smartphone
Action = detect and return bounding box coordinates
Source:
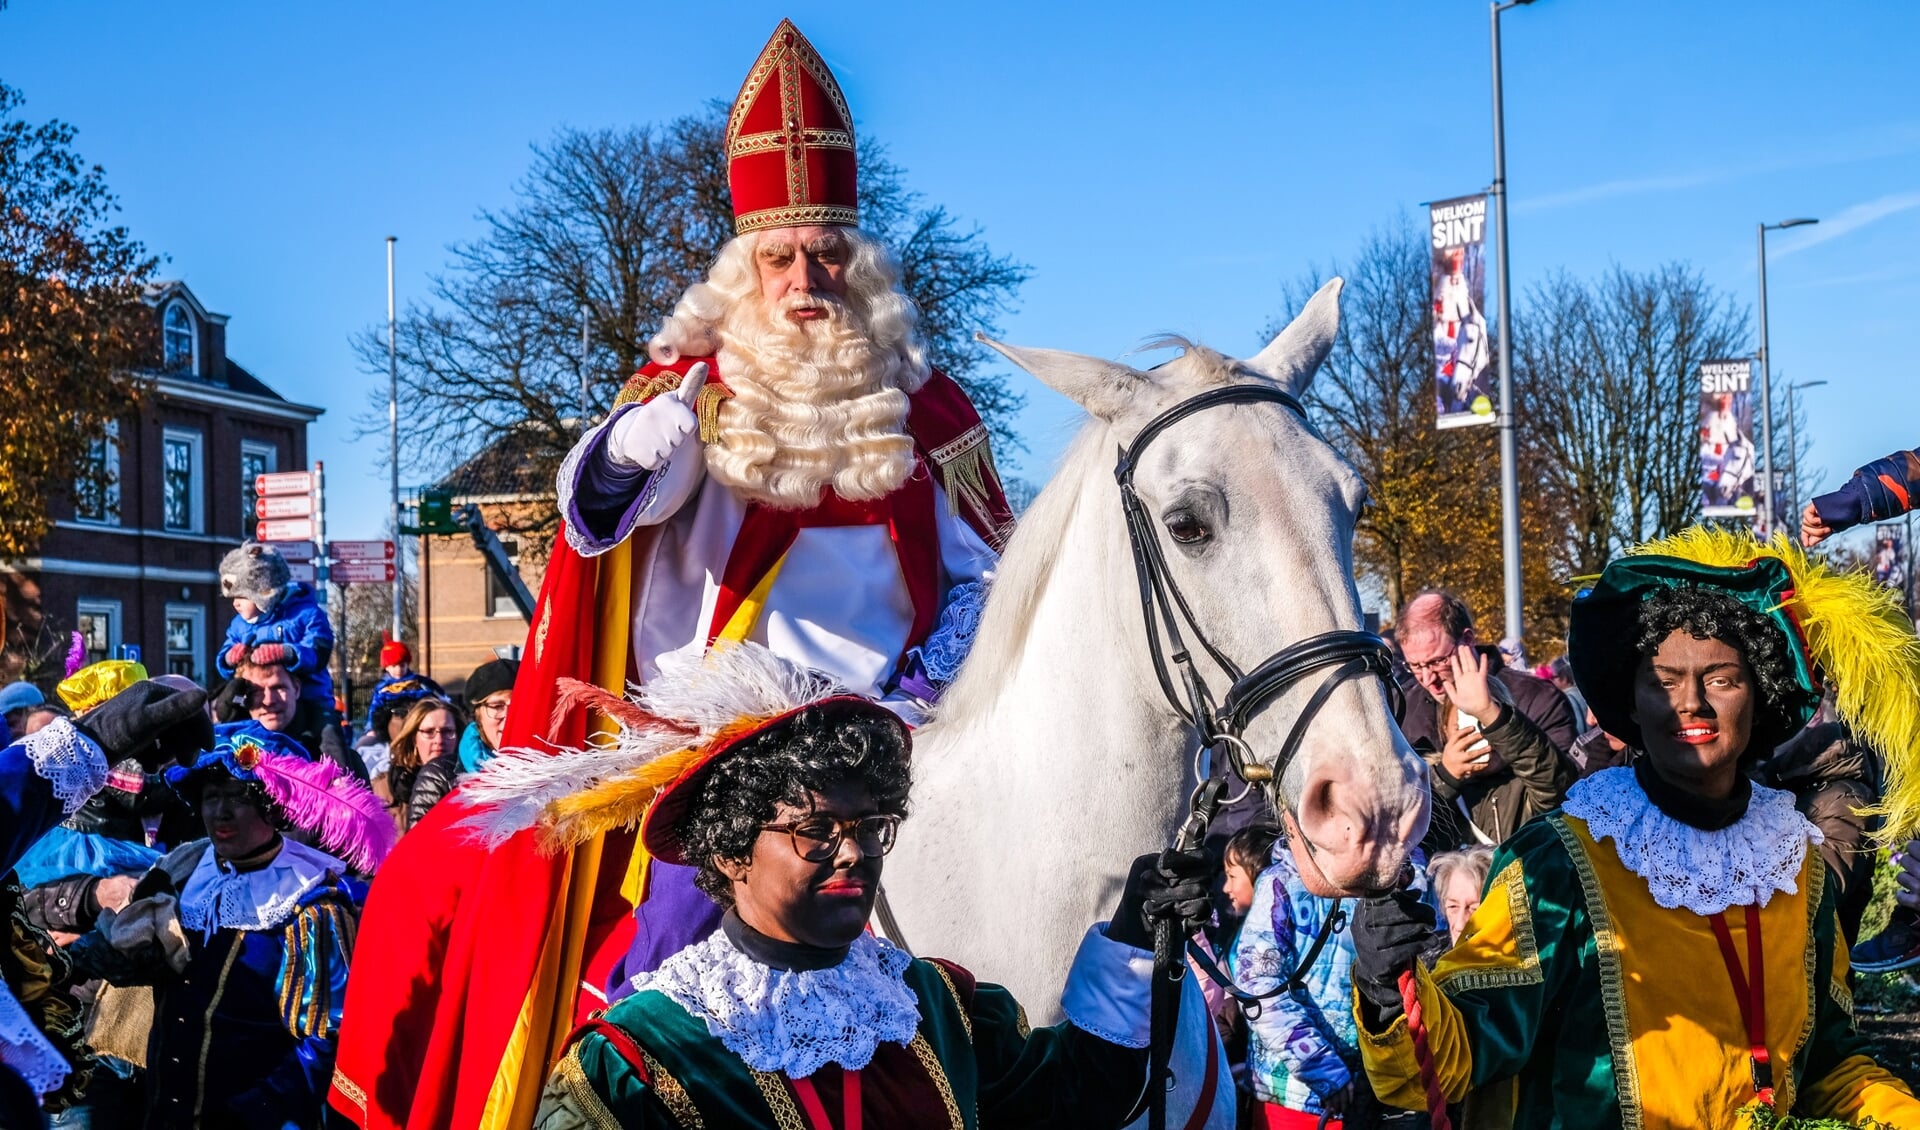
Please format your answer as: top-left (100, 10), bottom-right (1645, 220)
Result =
top-left (1456, 708), bottom-right (1492, 760)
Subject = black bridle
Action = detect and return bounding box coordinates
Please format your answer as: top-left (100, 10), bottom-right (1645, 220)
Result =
top-left (1119, 384), bottom-right (1398, 1130)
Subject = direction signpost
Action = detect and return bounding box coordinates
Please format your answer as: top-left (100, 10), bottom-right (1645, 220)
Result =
top-left (330, 540), bottom-right (395, 562)
top-left (267, 541), bottom-right (316, 562)
top-left (332, 560), bottom-right (396, 584)
top-left (255, 495), bottom-right (314, 520)
top-left (254, 470), bottom-right (313, 497)
top-left (256, 517), bottom-right (315, 542)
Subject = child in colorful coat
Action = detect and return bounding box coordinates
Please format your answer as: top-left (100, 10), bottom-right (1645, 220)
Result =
top-left (215, 542), bottom-right (335, 713)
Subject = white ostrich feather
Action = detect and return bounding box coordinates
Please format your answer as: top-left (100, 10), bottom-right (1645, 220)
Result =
top-left (639, 642), bottom-right (844, 734)
top-left (452, 643), bottom-right (849, 847)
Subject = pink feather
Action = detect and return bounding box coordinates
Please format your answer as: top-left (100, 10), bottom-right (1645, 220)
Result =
top-left (64, 632), bottom-right (85, 679)
top-left (250, 751), bottom-right (397, 872)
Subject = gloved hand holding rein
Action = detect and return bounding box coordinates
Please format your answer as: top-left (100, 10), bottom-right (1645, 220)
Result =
top-left (1350, 888), bottom-right (1438, 1027)
top-left (1108, 848), bottom-right (1215, 950)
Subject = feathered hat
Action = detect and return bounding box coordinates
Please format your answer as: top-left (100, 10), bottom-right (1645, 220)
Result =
top-left (454, 643), bottom-right (906, 865)
top-left (165, 722), bottom-right (397, 872)
top-left (1569, 525), bottom-right (1920, 845)
top-left (725, 20), bottom-right (859, 235)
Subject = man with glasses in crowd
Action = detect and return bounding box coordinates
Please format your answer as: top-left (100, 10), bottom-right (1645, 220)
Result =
top-left (1394, 590), bottom-right (1576, 851)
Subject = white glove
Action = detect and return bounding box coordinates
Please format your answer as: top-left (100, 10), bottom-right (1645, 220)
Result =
top-left (606, 363), bottom-right (708, 470)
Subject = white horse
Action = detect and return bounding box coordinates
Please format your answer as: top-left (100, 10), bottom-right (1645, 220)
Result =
top-left (884, 279), bottom-right (1431, 1127)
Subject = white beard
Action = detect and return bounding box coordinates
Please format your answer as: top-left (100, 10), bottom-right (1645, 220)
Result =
top-left (704, 292), bottom-right (917, 511)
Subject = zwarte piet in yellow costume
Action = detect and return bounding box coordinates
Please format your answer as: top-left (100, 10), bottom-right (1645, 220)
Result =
top-left (1351, 527), bottom-right (1920, 1129)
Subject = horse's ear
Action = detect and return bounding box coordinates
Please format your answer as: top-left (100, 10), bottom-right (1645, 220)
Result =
top-left (975, 334), bottom-right (1150, 423)
top-left (1245, 277), bottom-right (1342, 394)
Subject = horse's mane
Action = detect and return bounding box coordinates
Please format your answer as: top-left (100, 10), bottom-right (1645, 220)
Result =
top-left (937, 421), bottom-right (1116, 724)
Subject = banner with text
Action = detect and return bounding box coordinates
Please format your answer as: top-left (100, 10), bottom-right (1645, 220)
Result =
top-left (1874, 524), bottom-right (1907, 590)
top-left (1429, 194), bottom-right (1495, 430)
top-left (1699, 358), bottom-right (1760, 519)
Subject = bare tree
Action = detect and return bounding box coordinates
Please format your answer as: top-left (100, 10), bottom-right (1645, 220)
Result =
top-left (357, 107), bottom-right (1028, 542)
top-left (1516, 265), bottom-right (1748, 577)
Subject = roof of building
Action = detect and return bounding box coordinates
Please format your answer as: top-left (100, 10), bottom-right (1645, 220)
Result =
top-left (433, 424), bottom-right (559, 501)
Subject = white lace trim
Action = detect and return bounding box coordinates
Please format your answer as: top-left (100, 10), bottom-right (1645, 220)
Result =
top-left (632, 928), bottom-right (921, 1078)
top-left (177, 838), bottom-right (343, 939)
top-left (20, 718), bottom-right (108, 817)
top-left (1563, 766), bottom-right (1822, 916)
top-left (0, 979), bottom-right (69, 1097)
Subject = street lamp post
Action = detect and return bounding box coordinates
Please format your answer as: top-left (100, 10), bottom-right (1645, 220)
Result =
top-left (1757, 217), bottom-right (1817, 537)
top-left (1490, 0), bottom-right (1535, 644)
top-left (386, 237), bottom-right (403, 643)
top-left (1785, 379), bottom-right (1827, 521)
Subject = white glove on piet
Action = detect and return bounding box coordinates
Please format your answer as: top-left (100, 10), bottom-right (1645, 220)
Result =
top-left (606, 362), bottom-right (709, 471)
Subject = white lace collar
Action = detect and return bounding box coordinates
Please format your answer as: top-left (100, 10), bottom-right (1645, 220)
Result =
top-left (631, 927), bottom-right (921, 1078)
top-left (178, 838), bottom-right (343, 938)
top-left (1563, 766), bottom-right (1822, 916)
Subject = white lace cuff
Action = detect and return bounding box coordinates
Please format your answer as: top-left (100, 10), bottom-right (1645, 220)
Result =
top-left (0, 979), bottom-right (69, 1097)
top-left (1061, 923), bottom-right (1153, 1048)
top-left (20, 718), bottom-right (108, 817)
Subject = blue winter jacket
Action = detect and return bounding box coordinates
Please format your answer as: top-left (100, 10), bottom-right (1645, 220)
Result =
top-left (217, 583), bottom-right (334, 703)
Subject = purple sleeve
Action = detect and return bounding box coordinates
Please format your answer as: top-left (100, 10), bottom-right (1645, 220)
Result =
top-left (561, 403), bottom-right (664, 553)
top-left (0, 743), bottom-right (64, 876)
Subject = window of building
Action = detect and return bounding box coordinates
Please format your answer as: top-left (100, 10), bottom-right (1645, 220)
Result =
top-left (163, 302), bottom-right (195, 374)
top-left (485, 534), bottom-right (524, 618)
top-left (162, 427), bottom-right (204, 533)
top-left (73, 420), bottom-right (121, 525)
top-left (76, 600), bottom-right (121, 666)
top-left (240, 441), bottom-right (278, 534)
top-left (163, 604), bottom-right (205, 682)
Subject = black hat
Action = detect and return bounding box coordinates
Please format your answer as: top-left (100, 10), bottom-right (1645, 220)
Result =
top-left (466, 658), bottom-right (519, 704)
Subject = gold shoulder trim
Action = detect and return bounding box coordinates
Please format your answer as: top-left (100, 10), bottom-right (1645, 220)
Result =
top-left (640, 1048), bottom-right (704, 1129)
top-left (908, 1032), bottom-right (968, 1130)
top-left (1551, 815), bottom-right (1644, 1130)
top-left (929, 963), bottom-right (973, 1042)
top-left (609, 372), bottom-right (734, 443)
top-left (927, 423), bottom-right (1002, 520)
top-left (1434, 857), bottom-right (1544, 994)
top-left (749, 1070), bottom-right (808, 1130)
top-left (537, 1046), bottom-right (625, 1130)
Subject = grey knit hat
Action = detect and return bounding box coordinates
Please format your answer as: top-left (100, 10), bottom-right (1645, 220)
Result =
top-left (219, 542), bottom-right (292, 613)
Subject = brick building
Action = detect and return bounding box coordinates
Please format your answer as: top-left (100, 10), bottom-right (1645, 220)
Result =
top-left (417, 425), bottom-right (550, 697)
top-left (1, 281), bottom-right (323, 688)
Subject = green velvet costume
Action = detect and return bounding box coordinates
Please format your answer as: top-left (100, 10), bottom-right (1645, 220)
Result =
top-left (534, 950), bottom-right (1146, 1129)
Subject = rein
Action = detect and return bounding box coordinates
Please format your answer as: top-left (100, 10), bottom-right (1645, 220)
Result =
top-left (1116, 384), bottom-right (1398, 1130)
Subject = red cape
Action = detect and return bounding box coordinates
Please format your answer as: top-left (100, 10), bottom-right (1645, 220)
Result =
top-left (330, 366), bottom-right (1010, 1129)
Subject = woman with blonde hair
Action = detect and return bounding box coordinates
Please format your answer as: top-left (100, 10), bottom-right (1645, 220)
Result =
top-left (377, 698), bottom-right (463, 830)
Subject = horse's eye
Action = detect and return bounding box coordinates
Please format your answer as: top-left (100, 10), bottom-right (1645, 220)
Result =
top-left (1165, 511), bottom-right (1210, 545)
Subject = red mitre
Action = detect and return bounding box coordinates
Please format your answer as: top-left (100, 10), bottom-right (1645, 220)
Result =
top-left (726, 19), bottom-right (858, 235)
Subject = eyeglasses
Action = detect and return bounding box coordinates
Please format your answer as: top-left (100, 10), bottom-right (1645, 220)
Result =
top-left (473, 698), bottom-right (511, 716)
top-left (759, 814), bottom-right (902, 863)
top-left (1404, 657), bottom-right (1456, 677)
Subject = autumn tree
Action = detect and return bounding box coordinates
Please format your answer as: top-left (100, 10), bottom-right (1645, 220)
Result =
top-left (359, 105), bottom-right (1028, 542)
top-left (1268, 218), bottom-right (1515, 630)
top-left (0, 82), bottom-right (158, 558)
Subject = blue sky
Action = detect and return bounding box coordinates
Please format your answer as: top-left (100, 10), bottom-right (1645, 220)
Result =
top-left (3, 0), bottom-right (1916, 545)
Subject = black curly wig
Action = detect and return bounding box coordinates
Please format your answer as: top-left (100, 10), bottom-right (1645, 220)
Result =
top-left (1632, 582), bottom-right (1812, 755)
top-left (683, 703), bottom-right (912, 905)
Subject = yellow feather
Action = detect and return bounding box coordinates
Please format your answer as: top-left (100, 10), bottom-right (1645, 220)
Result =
top-left (1633, 526), bottom-right (1920, 846)
top-left (535, 746), bottom-right (709, 852)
